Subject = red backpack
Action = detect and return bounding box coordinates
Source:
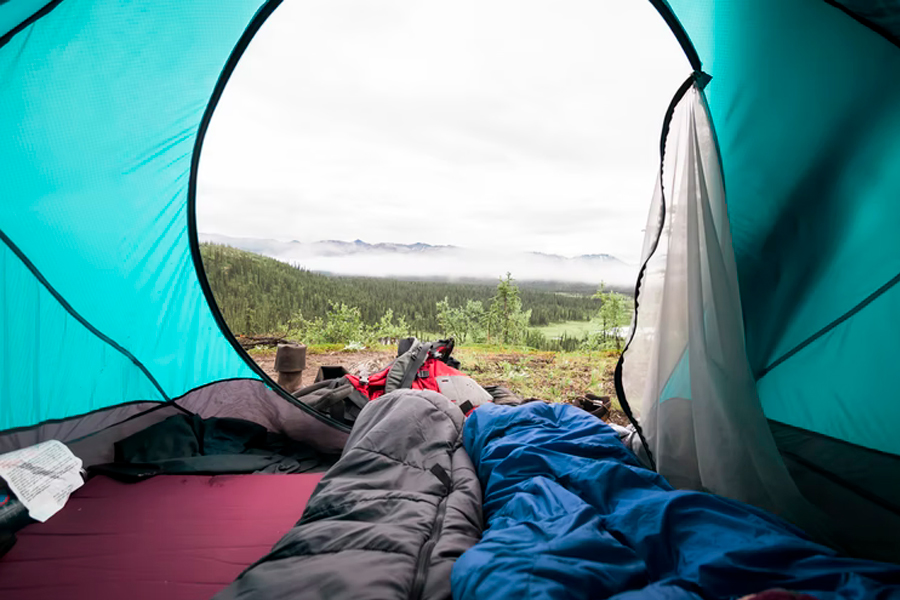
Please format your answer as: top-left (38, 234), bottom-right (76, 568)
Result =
top-left (295, 339), bottom-right (492, 425)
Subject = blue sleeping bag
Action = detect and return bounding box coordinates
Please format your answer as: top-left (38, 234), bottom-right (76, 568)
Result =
top-left (452, 402), bottom-right (900, 599)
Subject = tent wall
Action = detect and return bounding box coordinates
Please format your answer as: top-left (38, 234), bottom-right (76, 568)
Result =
top-left (770, 421), bottom-right (900, 516)
top-left (0, 0), bottom-right (50, 40)
top-left (826, 0), bottom-right (900, 44)
top-left (622, 81), bottom-right (900, 562)
top-left (0, 377), bottom-right (348, 463)
top-left (0, 237), bottom-right (165, 430)
top-left (665, 0), bottom-right (900, 454)
top-left (621, 83), bottom-right (822, 532)
top-left (0, 401), bottom-right (166, 456)
top-left (176, 379), bottom-right (349, 454)
top-left (0, 1), bottom-right (270, 431)
top-left (621, 0), bottom-right (900, 560)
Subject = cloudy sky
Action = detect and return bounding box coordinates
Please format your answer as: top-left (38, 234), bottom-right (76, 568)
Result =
top-left (197, 0), bottom-right (689, 265)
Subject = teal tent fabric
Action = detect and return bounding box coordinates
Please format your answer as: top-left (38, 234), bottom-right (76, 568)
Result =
top-left (666, 0), bottom-right (900, 455)
top-left (0, 0), bottom-right (48, 39)
top-left (828, 0), bottom-right (900, 43)
top-left (1, 238), bottom-right (165, 427)
top-left (0, 0), bottom-right (266, 431)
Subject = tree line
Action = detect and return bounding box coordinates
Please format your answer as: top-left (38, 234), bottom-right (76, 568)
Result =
top-left (435, 274), bottom-right (632, 351)
top-left (200, 243), bottom-right (600, 335)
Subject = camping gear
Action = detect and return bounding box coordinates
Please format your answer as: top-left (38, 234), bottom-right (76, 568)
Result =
top-left (274, 343), bottom-right (307, 392)
top-left (0, 473), bottom-right (324, 600)
top-left (0, 487), bottom-right (30, 533)
top-left (453, 402), bottom-right (900, 600)
top-left (88, 414), bottom-right (335, 481)
top-left (296, 339), bottom-right (491, 424)
top-left (572, 393), bottom-right (611, 419)
top-left (215, 389), bottom-right (483, 600)
top-left (2, 0), bottom-right (900, 566)
top-left (341, 339), bottom-right (488, 407)
top-left (0, 484), bottom-right (32, 559)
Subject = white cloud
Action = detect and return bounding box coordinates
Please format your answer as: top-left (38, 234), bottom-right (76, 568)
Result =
top-left (197, 0), bottom-right (689, 265)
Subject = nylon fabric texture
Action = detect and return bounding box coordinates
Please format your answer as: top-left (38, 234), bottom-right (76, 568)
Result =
top-left (621, 74), bottom-right (900, 559)
top-left (452, 402), bottom-right (900, 599)
top-left (666, 0), bottom-right (900, 453)
top-left (621, 86), bottom-right (837, 546)
top-left (0, 0), bottom-right (267, 429)
top-left (827, 0), bottom-right (900, 44)
top-left (0, 0), bottom-right (49, 40)
top-left (0, 237), bottom-right (165, 430)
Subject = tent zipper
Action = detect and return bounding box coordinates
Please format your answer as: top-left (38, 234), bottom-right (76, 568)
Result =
top-left (408, 488), bottom-right (450, 600)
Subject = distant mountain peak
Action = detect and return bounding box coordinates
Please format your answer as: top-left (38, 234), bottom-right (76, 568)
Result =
top-left (577, 253), bottom-right (622, 262)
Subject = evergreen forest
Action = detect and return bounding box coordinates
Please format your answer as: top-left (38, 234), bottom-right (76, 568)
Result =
top-left (200, 243), bottom-right (631, 351)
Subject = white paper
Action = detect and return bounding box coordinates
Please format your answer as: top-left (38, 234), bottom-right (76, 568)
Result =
top-left (0, 440), bottom-right (84, 522)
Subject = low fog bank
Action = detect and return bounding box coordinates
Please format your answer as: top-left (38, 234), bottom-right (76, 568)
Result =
top-left (201, 233), bottom-right (637, 288)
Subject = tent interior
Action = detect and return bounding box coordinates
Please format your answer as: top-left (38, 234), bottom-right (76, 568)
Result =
top-left (2, 0), bottom-right (900, 596)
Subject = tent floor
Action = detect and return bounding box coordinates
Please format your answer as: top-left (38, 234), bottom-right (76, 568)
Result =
top-left (0, 473), bottom-right (323, 600)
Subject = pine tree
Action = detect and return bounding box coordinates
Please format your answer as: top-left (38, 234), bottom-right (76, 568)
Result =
top-left (585, 282), bottom-right (632, 350)
top-left (486, 273), bottom-right (531, 345)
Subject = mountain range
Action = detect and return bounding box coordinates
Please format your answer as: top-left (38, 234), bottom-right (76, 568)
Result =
top-left (199, 233), bottom-right (636, 287)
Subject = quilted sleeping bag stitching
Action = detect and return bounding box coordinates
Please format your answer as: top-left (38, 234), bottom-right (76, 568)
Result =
top-left (215, 389), bottom-right (483, 600)
top-left (452, 402), bottom-right (900, 600)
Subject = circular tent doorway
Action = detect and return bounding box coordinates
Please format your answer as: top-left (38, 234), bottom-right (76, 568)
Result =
top-left (192, 0), bottom-right (694, 410)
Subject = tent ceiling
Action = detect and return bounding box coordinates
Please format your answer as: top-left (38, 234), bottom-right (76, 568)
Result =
top-left (828, 0), bottom-right (900, 46)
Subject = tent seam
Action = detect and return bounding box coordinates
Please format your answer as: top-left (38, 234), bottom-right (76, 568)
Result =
top-left (821, 0), bottom-right (900, 51)
top-left (0, 377), bottom-right (275, 438)
top-left (0, 0), bottom-right (65, 49)
top-left (780, 449), bottom-right (900, 516)
top-left (0, 400), bottom-right (168, 438)
top-left (757, 269), bottom-right (900, 380)
top-left (0, 227), bottom-right (171, 403)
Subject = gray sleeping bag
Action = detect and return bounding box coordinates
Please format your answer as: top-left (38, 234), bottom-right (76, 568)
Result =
top-left (215, 389), bottom-right (483, 600)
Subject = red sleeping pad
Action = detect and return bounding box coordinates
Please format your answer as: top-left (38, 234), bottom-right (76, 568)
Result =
top-left (0, 473), bottom-right (323, 600)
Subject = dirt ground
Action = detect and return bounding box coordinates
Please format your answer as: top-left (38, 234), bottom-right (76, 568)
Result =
top-left (252, 349), bottom-right (396, 388)
top-left (249, 347), bottom-right (629, 426)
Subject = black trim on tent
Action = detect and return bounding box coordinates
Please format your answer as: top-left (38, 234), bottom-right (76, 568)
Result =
top-left (64, 376), bottom-right (294, 445)
top-left (65, 401), bottom-right (193, 445)
top-left (757, 269), bottom-right (900, 380)
top-left (647, 0), bottom-right (703, 71)
top-left (169, 376), bottom-right (273, 404)
top-left (0, 0), bottom-right (706, 75)
top-left (613, 71), bottom-right (710, 472)
top-left (773, 417), bottom-right (900, 461)
top-left (186, 0), bottom-right (350, 434)
top-left (822, 0), bottom-right (900, 51)
top-left (771, 419), bottom-right (900, 515)
top-left (783, 448), bottom-right (900, 516)
top-left (0, 400), bottom-right (169, 439)
top-left (0, 376), bottom-right (285, 442)
top-left (0, 0), bottom-right (64, 49)
top-left (0, 227), bottom-right (171, 403)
